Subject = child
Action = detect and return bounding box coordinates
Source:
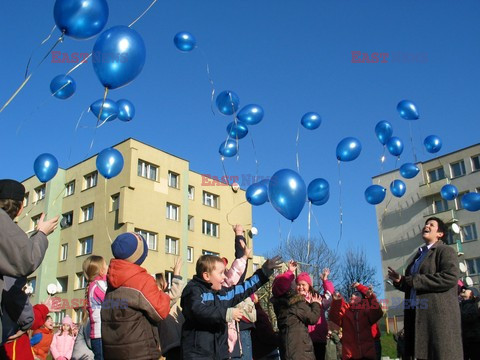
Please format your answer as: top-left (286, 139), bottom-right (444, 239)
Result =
top-left (101, 232), bottom-right (171, 360)
top-left (32, 315), bottom-right (55, 360)
top-left (295, 268), bottom-right (334, 360)
top-left (181, 253), bottom-right (282, 359)
top-left (50, 315), bottom-right (75, 360)
top-left (250, 293), bottom-right (280, 360)
top-left (82, 256), bottom-right (107, 360)
top-left (271, 261), bottom-right (322, 359)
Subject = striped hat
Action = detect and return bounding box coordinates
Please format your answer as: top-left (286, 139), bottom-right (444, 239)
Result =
top-left (111, 232), bottom-right (148, 265)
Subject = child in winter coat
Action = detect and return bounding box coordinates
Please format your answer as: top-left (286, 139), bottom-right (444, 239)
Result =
top-left (50, 315), bottom-right (75, 360)
top-left (295, 268), bottom-right (334, 360)
top-left (271, 261), bottom-right (322, 360)
top-left (82, 255), bottom-right (107, 360)
top-left (101, 232), bottom-right (171, 360)
top-left (250, 293), bottom-right (280, 360)
top-left (32, 315), bottom-right (54, 360)
top-left (459, 286), bottom-right (480, 360)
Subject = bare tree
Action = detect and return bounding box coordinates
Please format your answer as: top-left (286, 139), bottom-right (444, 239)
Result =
top-left (338, 247), bottom-right (380, 299)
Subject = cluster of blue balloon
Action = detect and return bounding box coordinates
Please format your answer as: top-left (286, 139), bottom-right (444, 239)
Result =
top-left (439, 184), bottom-right (480, 212)
top-left (374, 120), bottom-right (404, 157)
top-left (90, 98), bottom-right (135, 123)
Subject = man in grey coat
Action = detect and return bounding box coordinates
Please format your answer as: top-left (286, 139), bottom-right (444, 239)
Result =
top-left (388, 217), bottom-right (463, 360)
top-left (0, 179), bottom-right (58, 343)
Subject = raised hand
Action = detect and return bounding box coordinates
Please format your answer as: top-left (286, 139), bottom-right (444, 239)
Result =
top-left (172, 257), bottom-right (182, 276)
top-left (321, 268), bottom-right (330, 280)
top-left (332, 291), bottom-right (342, 300)
top-left (263, 255), bottom-right (283, 271)
top-left (387, 267), bottom-right (402, 283)
top-left (233, 224), bottom-right (244, 236)
top-left (288, 260), bottom-right (297, 273)
top-left (36, 213), bottom-right (59, 236)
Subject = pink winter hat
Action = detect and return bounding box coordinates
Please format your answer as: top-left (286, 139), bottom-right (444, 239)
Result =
top-left (296, 272), bottom-right (313, 288)
top-left (62, 315), bottom-right (73, 326)
top-left (272, 271), bottom-right (295, 297)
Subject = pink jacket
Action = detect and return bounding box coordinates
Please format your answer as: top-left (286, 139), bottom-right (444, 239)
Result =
top-left (306, 279), bottom-right (334, 343)
top-left (87, 274), bottom-right (107, 339)
top-left (50, 332), bottom-right (75, 360)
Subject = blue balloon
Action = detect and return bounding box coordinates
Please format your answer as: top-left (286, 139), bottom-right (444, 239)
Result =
top-left (246, 182), bottom-right (269, 206)
top-left (336, 137), bottom-right (362, 162)
top-left (92, 26), bottom-right (146, 90)
top-left (365, 185), bottom-right (386, 205)
top-left (54, 0), bottom-right (108, 40)
top-left (216, 91), bottom-right (240, 115)
top-left (387, 136), bottom-right (404, 157)
top-left (441, 184), bottom-right (458, 201)
top-left (374, 120), bottom-right (393, 145)
top-left (390, 180), bottom-right (406, 198)
top-left (461, 193), bottom-right (480, 212)
top-left (397, 99), bottom-right (419, 120)
top-left (399, 163), bottom-right (419, 179)
top-left (219, 139), bottom-right (237, 158)
top-left (50, 75), bottom-right (76, 99)
top-left (307, 178), bottom-right (329, 203)
top-left (237, 104), bottom-right (264, 125)
top-left (312, 193), bottom-right (329, 206)
top-left (424, 135), bottom-right (442, 153)
top-left (116, 99), bottom-right (135, 122)
top-left (96, 148), bottom-right (124, 179)
top-left (268, 169), bottom-right (306, 221)
top-left (90, 99), bottom-right (119, 122)
top-left (301, 112), bottom-right (322, 130)
top-left (34, 153), bottom-right (59, 183)
top-left (173, 32), bottom-right (196, 52)
top-left (226, 121), bottom-right (248, 139)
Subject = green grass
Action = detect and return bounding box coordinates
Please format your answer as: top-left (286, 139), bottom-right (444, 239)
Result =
top-left (381, 332), bottom-right (398, 358)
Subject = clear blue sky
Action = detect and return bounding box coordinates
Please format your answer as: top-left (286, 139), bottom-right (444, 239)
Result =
top-left (1, 1), bottom-right (479, 295)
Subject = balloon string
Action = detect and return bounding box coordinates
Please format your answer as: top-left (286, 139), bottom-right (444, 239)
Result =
top-left (295, 126), bottom-right (300, 173)
top-left (69, 107), bottom-right (90, 162)
top-left (408, 121), bottom-right (417, 163)
top-left (25, 25), bottom-right (57, 79)
top-left (65, 54), bottom-right (91, 76)
top-left (220, 156), bottom-right (231, 187)
top-left (310, 207), bottom-right (329, 248)
top-left (225, 200), bottom-right (251, 228)
top-left (286, 221), bottom-right (293, 247)
top-left (249, 131), bottom-right (260, 183)
top-left (87, 87), bottom-right (108, 158)
top-left (379, 196), bottom-right (393, 254)
top-left (336, 160), bottom-right (343, 252)
top-left (198, 48), bottom-right (216, 116)
top-left (394, 156), bottom-right (399, 170)
top-left (103, 177), bottom-right (113, 243)
top-left (307, 201), bottom-right (311, 259)
top-left (128, 0), bottom-right (158, 28)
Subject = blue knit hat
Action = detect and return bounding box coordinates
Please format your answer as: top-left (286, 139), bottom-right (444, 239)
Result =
top-left (111, 232), bottom-right (148, 265)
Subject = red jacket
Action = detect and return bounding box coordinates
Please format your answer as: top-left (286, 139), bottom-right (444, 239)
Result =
top-left (355, 284), bottom-right (381, 341)
top-left (32, 327), bottom-right (54, 360)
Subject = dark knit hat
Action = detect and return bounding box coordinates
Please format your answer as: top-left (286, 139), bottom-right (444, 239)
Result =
top-left (0, 179), bottom-right (25, 202)
top-left (111, 232), bottom-right (148, 265)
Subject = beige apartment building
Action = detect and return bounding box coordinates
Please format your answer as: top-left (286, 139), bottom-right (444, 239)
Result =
top-left (374, 143), bottom-right (480, 326)
top-left (19, 138), bottom-right (253, 323)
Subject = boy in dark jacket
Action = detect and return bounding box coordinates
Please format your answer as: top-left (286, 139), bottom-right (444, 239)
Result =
top-left (459, 286), bottom-right (480, 360)
top-left (181, 253), bottom-right (282, 359)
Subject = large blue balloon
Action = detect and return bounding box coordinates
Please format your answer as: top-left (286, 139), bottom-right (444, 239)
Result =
top-left (96, 148), bottom-right (124, 179)
top-left (365, 185), bottom-right (386, 205)
top-left (441, 184), bottom-right (458, 201)
top-left (399, 163), bottom-right (419, 179)
top-left (34, 153), bottom-right (59, 183)
top-left (92, 26), bottom-right (146, 90)
top-left (461, 193), bottom-right (480, 212)
top-left (216, 91), bottom-right (240, 115)
top-left (237, 104), bottom-right (264, 125)
top-left (374, 120), bottom-right (393, 145)
top-left (390, 180), bottom-right (406, 198)
top-left (173, 32), bottom-right (196, 52)
top-left (90, 99), bottom-right (119, 122)
top-left (387, 136), bottom-right (404, 157)
top-left (424, 135), bottom-right (442, 153)
top-left (307, 178), bottom-right (329, 203)
top-left (268, 169), bottom-right (306, 221)
top-left (54, 0), bottom-right (108, 40)
top-left (226, 121), bottom-right (248, 139)
top-left (50, 75), bottom-right (76, 99)
top-left (397, 100), bottom-right (419, 120)
top-left (219, 139), bottom-right (237, 158)
top-left (336, 137), bottom-right (362, 162)
top-left (246, 182), bottom-right (269, 206)
top-left (301, 112), bottom-right (322, 130)
top-left (116, 99), bottom-right (135, 122)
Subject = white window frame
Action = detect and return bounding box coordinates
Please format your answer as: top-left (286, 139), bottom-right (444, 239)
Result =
top-left (56, 277), bottom-right (68, 293)
top-left (79, 236), bottom-right (93, 256)
top-left (202, 220), bottom-right (219, 237)
top-left (427, 167), bottom-right (445, 183)
top-left (168, 171), bottom-right (179, 189)
top-left (35, 185), bottom-right (46, 202)
top-left (165, 236), bottom-right (179, 255)
top-left (466, 257), bottom-right (480, 275)
top-left (202, 250), bottom-right (219, 256)
top-left (138, 160), bottom-right (158, 181)
top-left (472, 154), bottom-right (480, 172)
top-left (450, 160), bottom-right (466, 178)
top-left (76, 272), bottom-right (87, 289)
top-left (111, 193), bottom-right (120, 212)
top-left (433, 197), bottom-right (449, 213)
top-left (60, 211), bottom-right (73, 229)
top-left (23, 192), bottom-right (29, 207)
top-left (166, 203), bottom-right (180, 221)
top-left (81, 203), bottom-right (94, 222)
top-left (54, 310), bottom-right (66, 326)
top-left (203, 191), bottom-right (219, 208)
top-left (188, 215), bottom-right (194, 231)
top-left (84, 172), bottom-right (98, 190)
top-left (65, 181), bottom-right (75, 197)
top-left (188, 185), bottom-right (195, 200)
top-left (187, 246), bottom-right (194, 262)
top-left (60, 244), bottom-right (68, 261)
top-left (462, 223), bottom-right (478, 242)
top-left (136, 228), bottom-right (158, 251)
top-left (31, 214), bottom-right (41, 231)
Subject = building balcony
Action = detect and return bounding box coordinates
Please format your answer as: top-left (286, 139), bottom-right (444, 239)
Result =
top-left (423, 209), bottom-right (457, 224)
top-left (418, 178), bottom-right (449, 198)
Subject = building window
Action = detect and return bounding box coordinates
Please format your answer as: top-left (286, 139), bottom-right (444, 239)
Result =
top-left (427, 167), bottom-right (445, 183)
top-left (466, 257), bottom-right (480, 275)
top-left (60, 211), bottom-right (73, 229)
top-left (23, 192), bottom-right (29, 207)
top-left (202, 250), bottom-right (220, 256)
top-left (472, 155), bottom-right (480, 171)
top-left (168, 171), bottom-right (179, 188)
top-left (462, 224), bottom-right (478, 242)
top-left (76, 272), bottom-right (87, 289)
top-left (74, 308), bottom-right (85, 324)
top-left (27, 277), bottom-right (36, 294)
top-left (164, 271), bottom-right (173, 290)
top-left (53, 310), bottom-right (66, 326)
top-left (450, 160), bottom-right (466, 178)
top-left (165, 236), bottom-right (179, 255)
top-left (457, 192), bottom-right (469, 210)
top-left (136, 229), bottom-right (158, 250)
top-left (433, 196), bottom-right (449, 213)
top-left (188, 215), bottom-right (194, 231)
top-left (111, 193), bottom-right (120, 212)
top-left (188, 185), bottom-right (195, 200)
top-left (81, 203), bottom-right (94, 222)
top-left (34, 185), bottom-right (46, 202)
top-left (56, 277), bottom-right (68, 293)
top-left (60, 244), bottom-right (68, 261)
top-left (138, 160), bottom-right (158, 180)
top-left (445, 229), bottom-right (456, 245)
top-left (187, 246), bottom-right (194, 262)
top-left (166, 203), bottom-right (180, 221)
top-left (203, 191), bottom-right (219, 208)
top-left (65, 181), bottom-right (75, 197)
top-left (31, 214), bottom-right (41, 231)
top-left (84, 172), bottom-right (98, 190)
top-left (78, 236), bottom-right (93, 256)
top-left (202, 220), bottom-right (219, 237)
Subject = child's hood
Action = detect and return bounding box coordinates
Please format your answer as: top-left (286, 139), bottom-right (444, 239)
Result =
top-left (107, 259), bottom-right (146, 288)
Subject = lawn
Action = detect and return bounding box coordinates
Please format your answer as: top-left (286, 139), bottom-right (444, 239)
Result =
top-left (381, 332), bottom-right (398, 359)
